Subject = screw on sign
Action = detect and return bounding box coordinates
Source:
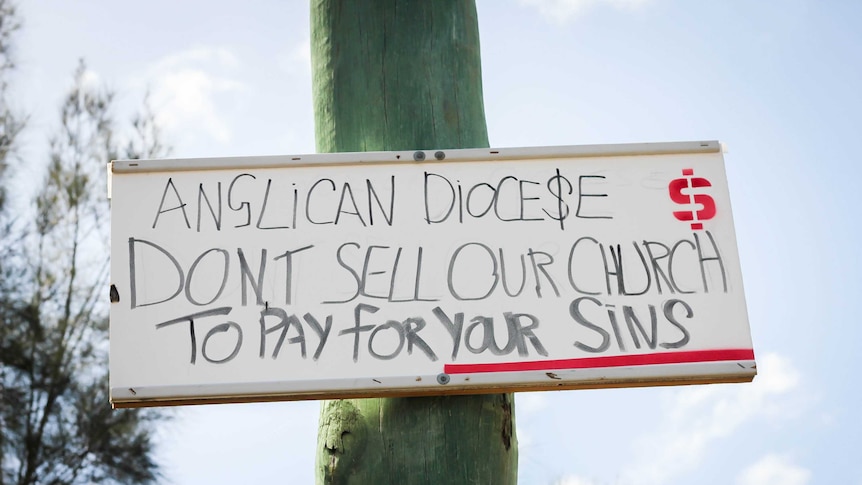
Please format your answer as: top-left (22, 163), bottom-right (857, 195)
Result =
top-left (668, 168), bottom-right (716, 230)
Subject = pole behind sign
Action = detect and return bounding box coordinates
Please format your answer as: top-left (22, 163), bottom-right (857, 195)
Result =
top-left (310, 1), bottom-right (518, 483)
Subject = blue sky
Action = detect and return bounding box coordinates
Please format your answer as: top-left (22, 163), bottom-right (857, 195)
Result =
top-left (12, 1), bottom-right (862, 484)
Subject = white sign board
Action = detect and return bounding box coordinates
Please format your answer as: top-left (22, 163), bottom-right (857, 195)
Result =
top-left (109, 141), bottom-right (755, 407)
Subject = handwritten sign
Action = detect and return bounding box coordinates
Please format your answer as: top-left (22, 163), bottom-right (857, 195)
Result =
top-left (109, 141), bottom-right (755, 407)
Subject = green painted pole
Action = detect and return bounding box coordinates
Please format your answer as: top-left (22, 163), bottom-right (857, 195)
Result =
top-left (311, 1), bottom-right (518, 483)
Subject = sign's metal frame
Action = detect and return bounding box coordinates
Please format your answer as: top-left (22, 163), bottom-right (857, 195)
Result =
top-left (111, 140), bottom-right (721, 175)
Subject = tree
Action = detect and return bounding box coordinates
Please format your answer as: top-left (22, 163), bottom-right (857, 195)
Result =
top-left (0, 6), bottom-right (170, 480)
top-left (312, 1), bottom-right (518, 483)
top-left (0, 0), bottom-right (24, 213)
top-left (0, 8), bottom-right (29, 467)
top-left (0, 5), bottom-right (25, 471)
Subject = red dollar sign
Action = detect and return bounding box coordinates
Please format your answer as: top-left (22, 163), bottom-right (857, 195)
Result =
top-left (668, 168), bottom-right (716, 230)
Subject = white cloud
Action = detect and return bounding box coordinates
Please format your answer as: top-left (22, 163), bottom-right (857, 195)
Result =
top-left (618, 353), bottom-right (802, 485)
top-left (555, 476), bottom-right (604, 485)
top-left (277, 39), bottom-right (312, 76)
top-left (516, 425), bottom-right (533, 449)
top-left (152, 68), bottom-right (241, 144)
top-left (736, 454), bottom-right (811, 485)
top-left (292, 39), bottom-right (311, 65)
top-left (517, 392), bottom-right (549, 415)
top-left (80, 67), bottom-right (102, 90)
top-left (515, 393), bottom-right (548, 452)
top-left (518, 0), bottom-right (652, 24)
top-left (144, 46), bottom-right (246, 147)
top-left (153, 46), bottom-right (241, 72)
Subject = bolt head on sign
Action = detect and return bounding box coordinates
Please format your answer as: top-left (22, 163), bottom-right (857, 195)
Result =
top-left (107, 141), bottom-right (755, 408)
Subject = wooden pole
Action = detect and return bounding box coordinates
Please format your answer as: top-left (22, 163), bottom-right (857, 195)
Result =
top-left (311, 1), bottom-right (518, 483)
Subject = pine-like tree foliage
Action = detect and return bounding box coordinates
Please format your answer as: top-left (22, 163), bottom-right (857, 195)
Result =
top-left (0, 5), bottom-right (170, 481)
top-left (0, 0), bottom-right (23, 212)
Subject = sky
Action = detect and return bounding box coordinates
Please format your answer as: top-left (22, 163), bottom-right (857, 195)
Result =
top-left (10, 0), bottom-right (862, 484)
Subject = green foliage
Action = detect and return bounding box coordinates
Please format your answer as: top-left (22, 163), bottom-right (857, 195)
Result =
top-left (0, 6), bottom-right (170, 483)
top-left (0, 0), bottom-right (23, 212)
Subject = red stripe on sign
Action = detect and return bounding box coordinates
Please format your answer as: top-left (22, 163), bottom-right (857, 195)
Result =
top-left (443, 349), bottom-right (755, 375)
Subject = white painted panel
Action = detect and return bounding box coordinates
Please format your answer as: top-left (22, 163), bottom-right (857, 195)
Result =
top-left (109, 141), bottom-right (755, 407)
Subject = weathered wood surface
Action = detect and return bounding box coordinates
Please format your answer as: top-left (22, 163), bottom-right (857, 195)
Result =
top-left (311, 0), bottom-right (518, 483)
